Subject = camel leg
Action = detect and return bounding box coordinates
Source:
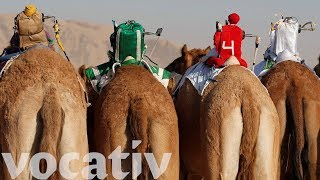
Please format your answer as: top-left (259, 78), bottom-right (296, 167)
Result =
top-left (94, 91), bottom-right (133, 180)
top-left (94, 101), bottom-right (132, 180)
top-left (254, 107), bottom-right (280, 180)
top-left (3, 114), bottom-right (38, 180)
top-left (175, 80), bottom-right (202, 178)
top-left (148, 120), bottom-right (179, 180)
top-left (95, 119), bottom-right (129, 180)
top-left (59, 95), bottom-right (88, 179)
top-left (275, 100), bottom-right (287, 147)
top-left (274, 99), bottom-right (291, 179)
top-left (204, 106), bottom-right (243, 180)
top-left (304, 101), bottom-right (320, 180)
top-left (290, 96), bottom-right (305, 180)
top-left (220, 107), bottom-right (243, 180)
top-left (128, 94), bottom-right (179, 180)
top-left (2, 88), bottom-right (43, 180)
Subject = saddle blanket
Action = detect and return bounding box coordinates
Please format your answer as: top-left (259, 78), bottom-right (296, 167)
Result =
top-left (254, 59), bottom-right (314, 78)
top-left (174, 62), bottom-right (225, 96)
top-left (85, 60), bottom-right (172, 93)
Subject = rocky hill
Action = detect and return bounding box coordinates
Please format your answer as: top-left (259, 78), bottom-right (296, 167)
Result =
top-left (0, 14), bottom-right (181, 68)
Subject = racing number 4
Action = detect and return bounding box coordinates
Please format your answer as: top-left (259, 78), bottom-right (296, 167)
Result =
top-left (222, 40), bottom-right (235, 55)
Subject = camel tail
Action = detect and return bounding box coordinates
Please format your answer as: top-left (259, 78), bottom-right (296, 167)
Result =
top-left (289, 95), bottom-right (305, 180)
top-left (39, 87), bottom-right (64, 179)
top-left (237, 101), bottom-right (260, 179)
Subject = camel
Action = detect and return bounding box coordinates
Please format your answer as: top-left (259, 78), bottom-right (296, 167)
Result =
top-left (166, 45), bottom-right (280, 179)
top-left (92, 65), bottom-right (179, 179)
top-left (313, 56), bottom-right (320, 77)
top-left (261, 60), bottom-right (320, 180)
top-left (0, 48), bottom-right (89, 179)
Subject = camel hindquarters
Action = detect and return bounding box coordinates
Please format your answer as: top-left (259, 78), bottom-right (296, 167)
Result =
top-left (93, 94), bottom-right (131, 180)
top-left (40, 87), bottom-right (88, 179)
top-left (1, 87), bottom-right (43, 180)
top-left (94, 102), bottom-right (179, 180)
top-left (1, 86), bottom-right (88, 180)
top-left (129, 102), bottom-right (179, 180)
top-left (253, 107), bottom-right (280, 180)
top-left (203, 106), bottom-right (243, 180)
top-left (148, 119), bottom-right (180, 180)
top-left (58, 90), bottom-right (89, 179)
top-left (304, 100), bottom-right (320, 180)
top-left (203, 103), bottom-right (279, 180)
top-left (175, 80), bottom-right (202, 178)
top-left (272, 99), bottom-right (294, 179)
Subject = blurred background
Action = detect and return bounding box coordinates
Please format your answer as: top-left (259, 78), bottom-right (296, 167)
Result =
top-left (0, 0), bottom-right (319, 68)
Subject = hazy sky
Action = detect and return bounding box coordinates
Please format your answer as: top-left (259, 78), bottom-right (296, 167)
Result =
top-left (1, 0), bottom-right (319, 66)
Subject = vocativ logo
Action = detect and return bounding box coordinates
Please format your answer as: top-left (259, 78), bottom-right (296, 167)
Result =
top-left (2, 140), bottom-right (172, 179)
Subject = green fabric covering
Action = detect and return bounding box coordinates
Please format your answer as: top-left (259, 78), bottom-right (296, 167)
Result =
top-left (110, 21), bottom-right (145, 62)
top-left (263, 58), bottom-right (276, 70)
top-left (87, 20), bottom-right (170, 92)
top-left (85, 59), bottom-right (172, 93)
top-left (85, 61), bottom-right (113, 81)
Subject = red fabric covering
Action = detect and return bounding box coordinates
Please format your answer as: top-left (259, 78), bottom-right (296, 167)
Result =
top-left (206, 25), bottom-right (247, 68)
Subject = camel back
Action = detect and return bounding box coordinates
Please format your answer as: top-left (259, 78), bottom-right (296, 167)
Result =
top-left (85, 59), bottom-right (171, 92)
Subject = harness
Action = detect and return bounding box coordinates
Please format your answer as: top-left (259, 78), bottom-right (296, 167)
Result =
top-left (0, 59), bottom-right (15, 78)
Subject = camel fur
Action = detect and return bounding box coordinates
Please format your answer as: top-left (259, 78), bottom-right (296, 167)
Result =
top-left (261, 60), bottom-right (320, 180)
top-left (167, 45), bottom-right (280, 180)
top-left (0, 48), bottom-right (88, 179)
top-left (93, 65), bottom-right (180, 179)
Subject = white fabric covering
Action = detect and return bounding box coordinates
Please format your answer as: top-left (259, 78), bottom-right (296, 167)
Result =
top-left (174, 62), bottom-right (225, 95)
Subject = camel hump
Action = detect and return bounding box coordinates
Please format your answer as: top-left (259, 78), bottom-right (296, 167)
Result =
top-left (39, 87), bottom-right (64, 179)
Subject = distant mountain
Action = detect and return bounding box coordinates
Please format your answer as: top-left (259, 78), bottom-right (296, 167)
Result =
top-left (0, 14), bottom-right (181, 68)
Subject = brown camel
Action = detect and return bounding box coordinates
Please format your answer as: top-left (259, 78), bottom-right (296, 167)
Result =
top-left (313, 56), bottom-right (320, 77)
top-left (166, 45), bottom-right (280, 179)
top-left (93, 65), bottom-right (179, 179)
top-left (261, 60), bottom-right (320, 180)
top-left (0, 48), bottom-right (88, 179)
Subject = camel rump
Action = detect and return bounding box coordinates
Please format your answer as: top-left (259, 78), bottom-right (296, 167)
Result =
top-left (261, 61), bottom-right (320, 179)
top-left (166, 45), bottom-right (280, 179)
top-left (0, 48), bottom-right (88, 179)
top-left (93, 65), bottom-right (179, 179)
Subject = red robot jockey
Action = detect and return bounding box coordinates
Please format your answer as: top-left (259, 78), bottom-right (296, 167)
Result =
top-left (205, 13), bottom-right (248, 68)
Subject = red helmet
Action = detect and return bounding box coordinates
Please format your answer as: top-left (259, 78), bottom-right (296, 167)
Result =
top-left (228, 13), bottom-right (240, 24)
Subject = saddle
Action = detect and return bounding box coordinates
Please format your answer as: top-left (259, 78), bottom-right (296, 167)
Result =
top-left (85, 57), bottom-right (172, 93)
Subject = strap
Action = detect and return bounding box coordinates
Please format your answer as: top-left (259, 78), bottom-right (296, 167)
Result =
top-left (140, 59), bottom-right (153, 73)
top-left (0, 59), bottom-right (15, 78)
top-left (76, 76), bottom-right (91, 107)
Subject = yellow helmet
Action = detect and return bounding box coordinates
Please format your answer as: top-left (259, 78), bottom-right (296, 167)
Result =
top-left (24, 4), bottom-right (37, 17)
